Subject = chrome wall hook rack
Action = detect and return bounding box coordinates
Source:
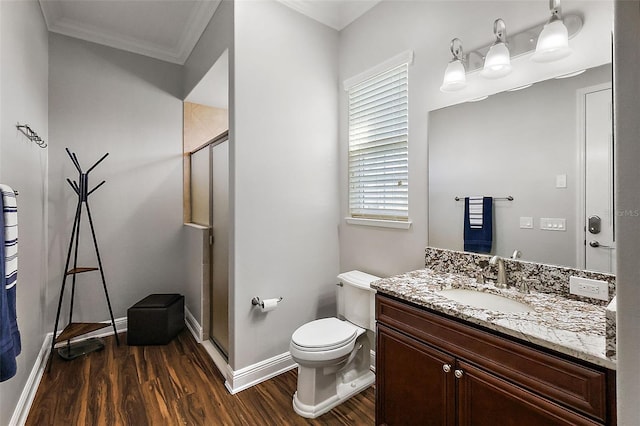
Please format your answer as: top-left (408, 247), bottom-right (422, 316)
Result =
top-left (16, 123), bottom-right (46, 148)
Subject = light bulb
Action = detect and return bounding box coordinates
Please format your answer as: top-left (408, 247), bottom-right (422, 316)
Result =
top-left (481, 42), bottom-right (512, 79)
top-left (532, 20), bottom-right (571, 62)
top-left (440, 59), bottom-right (466, 92)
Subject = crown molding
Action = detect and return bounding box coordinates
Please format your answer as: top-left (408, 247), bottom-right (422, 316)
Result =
top-left (39, 0), bottom-right (220, 65)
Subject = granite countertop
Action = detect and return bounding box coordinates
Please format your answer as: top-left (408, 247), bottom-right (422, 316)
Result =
top-left (372, 268), bottom-right (616, 370)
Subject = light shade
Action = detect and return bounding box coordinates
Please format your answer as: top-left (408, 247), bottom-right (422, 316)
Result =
top-left (440, 60), bottom-right (466, 92)
top-left (531, 20), bottom-right (572, 62)
top-left (481, 42), bottom-right (512, 79)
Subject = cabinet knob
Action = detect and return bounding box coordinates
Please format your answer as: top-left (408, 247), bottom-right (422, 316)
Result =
top-left (454, 369), bottom-right (464, 379)
top-left (442, 364), bottom-right (451, 373)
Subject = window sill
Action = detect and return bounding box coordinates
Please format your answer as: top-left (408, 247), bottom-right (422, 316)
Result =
top-left (345, 217), bottom-right (412, 230)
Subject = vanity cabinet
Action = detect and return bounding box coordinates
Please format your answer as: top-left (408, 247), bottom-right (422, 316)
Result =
top-left (376, 294), bottom-right (616, 426)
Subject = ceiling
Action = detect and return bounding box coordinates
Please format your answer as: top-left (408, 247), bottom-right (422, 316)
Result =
top-left (277, 0), bottom-right (382, 31)
top-left (39, 0), bottom-right (380, 65)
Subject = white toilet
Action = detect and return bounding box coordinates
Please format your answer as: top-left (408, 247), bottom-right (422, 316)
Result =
top-left (290, 270), bottom-right (379, 418)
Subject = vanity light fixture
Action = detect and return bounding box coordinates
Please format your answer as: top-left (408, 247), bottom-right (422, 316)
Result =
top-left (531, 0), bottom-right (572, 63)
top-left (439, 0), bottom-right (582, 94)
top-left (481, 19), bottom-right (512, 79)
top-left (440, 38), bottom-right (467, 92)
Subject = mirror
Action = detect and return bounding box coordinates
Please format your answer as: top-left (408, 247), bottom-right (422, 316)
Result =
top-left (428, 63), bottom-right (613, 271)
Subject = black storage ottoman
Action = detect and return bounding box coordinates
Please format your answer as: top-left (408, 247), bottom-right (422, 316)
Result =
top-left (127, 294), bottom-right (184, 345)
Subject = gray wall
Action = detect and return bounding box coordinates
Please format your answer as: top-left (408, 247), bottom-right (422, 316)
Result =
top-left (232, 0), bottom-right (339, 370)
top-left (428, 65), bottom-right (611, 267)
top-left (47, 34), bottom-right (186, 325)
top-left (613, 1), bottom-right (640, 422)
top-left (0, 1), bottom-right (49, 424)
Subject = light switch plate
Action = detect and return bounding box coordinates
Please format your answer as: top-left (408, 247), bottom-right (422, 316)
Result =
top-left (519, 217), bottom-right (533, 229)
top-left (569, 276), bottom-right (609, 301)
top-left (556, 174), bottom-right (567, 188)
top-left (540, 218), bottom-right (566, 231)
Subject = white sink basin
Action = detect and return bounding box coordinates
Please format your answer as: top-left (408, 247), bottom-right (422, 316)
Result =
top-left (436, 288), bottom-right (533, 313)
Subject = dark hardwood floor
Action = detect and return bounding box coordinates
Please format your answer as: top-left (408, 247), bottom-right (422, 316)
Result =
top-left (26, 330), bottom-right (375, 425)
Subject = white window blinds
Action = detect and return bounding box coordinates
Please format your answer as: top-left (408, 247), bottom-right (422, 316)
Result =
top-left (348, 62), bottom-right (409, 221)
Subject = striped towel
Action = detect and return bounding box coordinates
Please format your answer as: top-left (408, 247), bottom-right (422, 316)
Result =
top-left (468, 196), bottom-right (484, 229)
top-left (0, 184), bottom-right (20, 382)
top-left (464, 196), bottom-right (493, 254)
top-left (2, 187), bottom-right (17, 291)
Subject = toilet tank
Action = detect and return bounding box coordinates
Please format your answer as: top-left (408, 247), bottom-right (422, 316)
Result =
top-left (337, 270), bottom-right (380, 331)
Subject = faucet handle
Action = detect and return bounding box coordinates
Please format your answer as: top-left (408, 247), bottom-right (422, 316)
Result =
top-left (519, 278), bottom-right (539, 294)
top-left (476, 260), bottom-right (490, 284)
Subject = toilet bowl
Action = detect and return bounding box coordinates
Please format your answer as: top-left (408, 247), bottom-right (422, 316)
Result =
top-left (290, 271), bottom-right (379, 419)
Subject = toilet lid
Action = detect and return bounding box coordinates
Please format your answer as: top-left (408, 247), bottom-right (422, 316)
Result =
top-left (291, 318), bottom-right (358, 350)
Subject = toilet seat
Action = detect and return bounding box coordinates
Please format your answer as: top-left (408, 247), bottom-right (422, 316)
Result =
top-left (291, 318), bottom-right (358, 351)
top-left (290, 318), bottom-right (364, 363)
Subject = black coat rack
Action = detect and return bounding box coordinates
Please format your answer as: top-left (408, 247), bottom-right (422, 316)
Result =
top-left (48, 149), bottom-right (118, 371)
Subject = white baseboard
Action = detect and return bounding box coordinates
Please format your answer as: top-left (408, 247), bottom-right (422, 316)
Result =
top-left (185, 313), bottom-right (296, 396)
top-left (184, 307), bottom-right (203, 343)
top-left (9, 335), bottom-right (52, 426)
top-left (9, 317), bottom-right (127, 426)
top-left (224, 351), bottom-right (297, 395)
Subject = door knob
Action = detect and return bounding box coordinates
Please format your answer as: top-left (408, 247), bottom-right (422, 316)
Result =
top-left (589, 241), bottom-right (612, 248)
top-left (442, 364), bottom-right (451, 373)
top-left (454, 369), bottom-right (464, 379)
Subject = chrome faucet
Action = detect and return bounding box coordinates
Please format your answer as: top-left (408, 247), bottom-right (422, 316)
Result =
top-left (489, 255), bottom-right (508, 289)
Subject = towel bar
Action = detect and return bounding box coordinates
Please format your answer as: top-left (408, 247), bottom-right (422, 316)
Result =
top-left (455, 196), bottom-right (513, 201)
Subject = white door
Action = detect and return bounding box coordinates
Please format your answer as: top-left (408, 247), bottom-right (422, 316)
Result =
top-left (584, 87), bottom-right (615, 273)
top-left (210, 139), bottom-right (229, 356)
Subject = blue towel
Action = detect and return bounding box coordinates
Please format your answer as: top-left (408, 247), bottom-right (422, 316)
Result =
top-left (464, 196), bottom-right (493, 254)
top-left (0, 185), bottom-right (20, 382)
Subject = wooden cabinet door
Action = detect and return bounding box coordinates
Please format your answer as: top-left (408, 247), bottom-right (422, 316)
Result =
top-left (455, 361), bottom-right (601, 426)
top-left (376, 324), bottom-right (456, 426)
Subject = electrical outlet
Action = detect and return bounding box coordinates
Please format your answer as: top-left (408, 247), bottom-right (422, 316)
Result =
top-left (569, 276), bottom-right (609, 301)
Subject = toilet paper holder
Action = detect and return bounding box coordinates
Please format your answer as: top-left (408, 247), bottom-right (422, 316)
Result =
top-left (251, 296), bottom-right (283, 308)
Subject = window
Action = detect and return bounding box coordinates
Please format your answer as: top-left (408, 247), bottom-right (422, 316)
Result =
top-left (346, 53), bottom-right (411, 226)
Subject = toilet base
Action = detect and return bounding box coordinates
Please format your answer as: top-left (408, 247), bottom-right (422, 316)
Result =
top-left (292, 370), bottom-right (374, 419)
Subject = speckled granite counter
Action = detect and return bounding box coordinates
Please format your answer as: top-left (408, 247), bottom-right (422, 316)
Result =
top-left (372, 268), bottom-right (616, 370)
